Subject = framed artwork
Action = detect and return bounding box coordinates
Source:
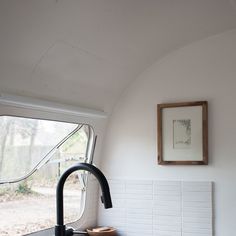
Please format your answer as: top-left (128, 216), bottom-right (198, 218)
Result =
top-left (157, 101), bottom-right (208, 165)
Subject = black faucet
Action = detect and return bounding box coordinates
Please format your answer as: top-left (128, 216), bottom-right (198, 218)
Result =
top-left (55, 163), bottom-right (112, 236)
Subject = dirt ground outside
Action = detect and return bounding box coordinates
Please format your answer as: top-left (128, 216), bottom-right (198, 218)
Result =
top-left (0, 187), bottom-right (81, 236)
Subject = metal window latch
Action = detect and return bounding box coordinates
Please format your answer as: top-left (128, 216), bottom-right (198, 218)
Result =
top-left (72, 230), bottom-right (88, 235)
top-left (78, 172), bottom-right (86, 191)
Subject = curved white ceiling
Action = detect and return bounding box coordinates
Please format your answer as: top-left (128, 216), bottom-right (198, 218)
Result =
top-left (0, 0), bottom-right (236, 113)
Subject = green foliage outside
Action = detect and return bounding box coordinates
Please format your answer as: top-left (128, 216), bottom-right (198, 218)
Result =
top-left (15, 181), bottom-right (33, 195)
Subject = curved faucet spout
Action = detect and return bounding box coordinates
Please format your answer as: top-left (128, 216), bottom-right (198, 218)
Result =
top-left (55, 163), bottom-right (112, 236)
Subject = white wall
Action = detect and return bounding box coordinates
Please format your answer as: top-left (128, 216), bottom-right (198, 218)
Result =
top-left (100, 29), bottom-right (236, 235)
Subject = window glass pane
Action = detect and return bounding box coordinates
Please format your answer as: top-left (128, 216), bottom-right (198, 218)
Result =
top-left (0, 165), bottom-right (84, 235)
top-left (0, 116), bottom-right (78, 182)
top-left (0, 116), bottom-right (92, 235)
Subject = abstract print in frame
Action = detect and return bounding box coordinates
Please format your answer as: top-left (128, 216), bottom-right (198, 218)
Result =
top-left (157, 101), bottom-right (208, 165)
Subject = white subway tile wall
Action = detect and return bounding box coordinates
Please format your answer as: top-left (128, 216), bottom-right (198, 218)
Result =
top-left (98, 180), bottom-right (212, 236)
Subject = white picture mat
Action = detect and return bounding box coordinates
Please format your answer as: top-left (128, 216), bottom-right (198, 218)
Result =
top-left (162, 106), bottom-right (203, 161)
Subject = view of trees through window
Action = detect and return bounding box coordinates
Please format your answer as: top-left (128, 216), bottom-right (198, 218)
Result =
top-left (0, 116), bottom-right (92, 236)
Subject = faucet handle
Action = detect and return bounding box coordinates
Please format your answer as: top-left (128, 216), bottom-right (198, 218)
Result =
top-left (65, 227), bottom-right (74, 236)
top-left (65, 227), bottom-right (88, 236)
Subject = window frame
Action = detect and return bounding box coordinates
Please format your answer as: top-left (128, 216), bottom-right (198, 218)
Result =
top-left (0, 113), bottom-right (96, 233)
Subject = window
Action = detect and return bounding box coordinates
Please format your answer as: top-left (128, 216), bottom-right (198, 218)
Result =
top-left (0, 116), bottom-right (94, 236)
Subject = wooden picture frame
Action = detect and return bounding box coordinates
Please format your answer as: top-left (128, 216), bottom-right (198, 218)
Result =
top-left (157, 101), bottom-right (208, 165)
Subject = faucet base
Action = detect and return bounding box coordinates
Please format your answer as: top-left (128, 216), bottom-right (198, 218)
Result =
top-left (55, 224), bottom-right (66, 236)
